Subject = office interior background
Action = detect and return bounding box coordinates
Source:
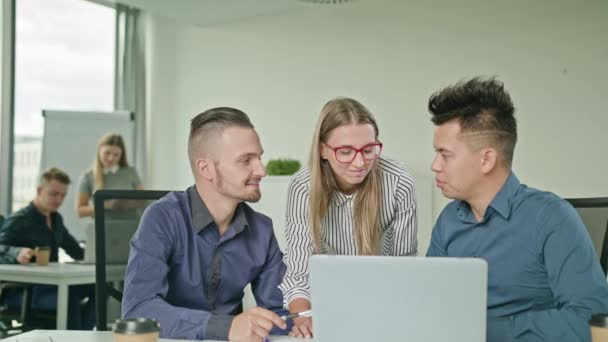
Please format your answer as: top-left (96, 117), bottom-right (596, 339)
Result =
top-left (1, 0), bottom-right (607, 256)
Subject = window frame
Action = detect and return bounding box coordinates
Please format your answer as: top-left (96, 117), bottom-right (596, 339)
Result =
top-left (0, 0), bottom-right (118, 215)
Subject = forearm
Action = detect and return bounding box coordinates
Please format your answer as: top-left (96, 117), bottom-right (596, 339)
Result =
top-left (77, 204), bottom-right (94, 217)
top-left (288, 297), bottom-right (311, 313)
top-left (280, 275), bottom-right (312, 306)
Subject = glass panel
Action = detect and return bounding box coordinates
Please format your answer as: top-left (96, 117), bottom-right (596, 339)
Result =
top-left (12, 0), bottom-right (115, 211)
top-left (0, 1), bottom-right (3, 134)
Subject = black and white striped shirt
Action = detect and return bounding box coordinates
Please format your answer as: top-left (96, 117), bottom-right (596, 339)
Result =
top-left (278, 157), bottom-right (418, 305)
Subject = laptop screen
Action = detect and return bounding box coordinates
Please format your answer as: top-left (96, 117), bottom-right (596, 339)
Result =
top-left (309, 255), bottom-right (487, 342)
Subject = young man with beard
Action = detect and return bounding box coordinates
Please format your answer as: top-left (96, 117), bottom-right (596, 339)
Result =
top-left (122, 107), bottom-right (287, 342)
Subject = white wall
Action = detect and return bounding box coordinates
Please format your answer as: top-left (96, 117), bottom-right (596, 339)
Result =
top-left (144, 0), bottom-right (608, 254)
top-left (144, 12), bottom-right (179, 190)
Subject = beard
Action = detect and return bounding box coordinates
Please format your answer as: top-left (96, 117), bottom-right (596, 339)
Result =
top-left (216, 169), bottom-right (262, 203)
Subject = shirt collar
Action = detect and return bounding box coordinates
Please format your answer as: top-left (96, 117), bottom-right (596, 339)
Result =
top-left (456, 172), bottom-right (520, 222)
top-left (26, 201), bottom-right (57, 223)
top-left (103, 165), bottom-right (119, 175)
top-left (187, 186), bottom-right (249, 234)
top-left (487, 172), bottom-right (520, 220)
top-left (332, 191), bottom-right (354, 207)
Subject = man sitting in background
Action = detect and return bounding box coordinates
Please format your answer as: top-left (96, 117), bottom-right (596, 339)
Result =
top-left (426, 77), bottom-right (608, 341)
top-left (0, 167), bottom-right (95, 330)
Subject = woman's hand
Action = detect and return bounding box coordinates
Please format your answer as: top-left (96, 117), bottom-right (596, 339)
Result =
top-left (289, 316), bottom-right (313, 339)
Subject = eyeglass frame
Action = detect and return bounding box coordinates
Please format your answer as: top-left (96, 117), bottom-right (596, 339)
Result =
top-left (323, 142), bottom-right (383, 164)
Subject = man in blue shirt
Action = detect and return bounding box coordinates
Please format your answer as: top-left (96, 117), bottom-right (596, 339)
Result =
top-left (426, 77), bottom-right (608, 342)
top-left (122, 107), bottom-right (287, 342)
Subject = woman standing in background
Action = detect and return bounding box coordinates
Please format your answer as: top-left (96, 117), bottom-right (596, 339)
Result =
top-left (279, 97), bottom-right (418, 338)
top-left (76, 133), bottom-right (143, 217)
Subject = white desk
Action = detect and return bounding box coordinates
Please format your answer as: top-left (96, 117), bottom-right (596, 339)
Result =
top-left (2, 330), bottom-right (310, 341)
top-left (0, 262), bottom-right (126, 330)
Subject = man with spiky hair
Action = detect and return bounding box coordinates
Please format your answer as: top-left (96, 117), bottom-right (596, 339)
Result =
top-left (426, 77), bottom-right (608, 341)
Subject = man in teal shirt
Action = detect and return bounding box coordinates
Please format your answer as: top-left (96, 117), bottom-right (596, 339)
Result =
top-left (426, 77), bottom-right (608, 341)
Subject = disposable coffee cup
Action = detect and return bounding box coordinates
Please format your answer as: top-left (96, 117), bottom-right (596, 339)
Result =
top-left (591, 314), bottom-right (608, 342)
top-left (113, 318), bottom-right (160, 342)
top-left (35, 246), bottom-right (50, 266)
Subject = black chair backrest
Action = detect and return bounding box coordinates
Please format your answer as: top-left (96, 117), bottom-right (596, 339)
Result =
top-left (93, 189), bottom-right (170, 331)
top-left (565, 197), bottom-right (608, 276)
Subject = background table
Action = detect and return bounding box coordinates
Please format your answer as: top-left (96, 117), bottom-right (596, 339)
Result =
top-left (0, 262), bottom-right (126, 329)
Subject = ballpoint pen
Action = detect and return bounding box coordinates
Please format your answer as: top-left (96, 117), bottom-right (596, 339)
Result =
top-left (280, 309), bottom-right (312, 320)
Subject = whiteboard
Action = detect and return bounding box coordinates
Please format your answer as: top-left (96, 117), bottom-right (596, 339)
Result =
top-left (40, 110), bottom-right (134, 240)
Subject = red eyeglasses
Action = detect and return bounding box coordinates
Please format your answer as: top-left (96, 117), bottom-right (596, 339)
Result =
top-left (324, 142), bottom-right (383, 163)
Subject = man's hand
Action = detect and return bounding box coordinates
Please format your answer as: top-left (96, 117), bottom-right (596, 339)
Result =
top-left (16, 247), bottom-right (34, 264)
top-left (228, 307), bottom-right (287, 342)
top-left (289, 316), bottom-right (313, 339)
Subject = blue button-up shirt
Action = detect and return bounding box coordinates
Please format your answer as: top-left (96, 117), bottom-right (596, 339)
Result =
top-left (122, 186), bottom-right (287, 340)
top-left (427, 173), bottom-right (608, 342)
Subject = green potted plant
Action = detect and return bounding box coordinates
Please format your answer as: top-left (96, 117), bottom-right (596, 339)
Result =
top-left (265, 159), bottom-right (301, 176)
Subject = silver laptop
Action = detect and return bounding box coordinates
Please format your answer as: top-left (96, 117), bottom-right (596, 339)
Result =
top-left (309, 255), bottom-right (487, 342)
top-left (79, 219), bottom-right (139, 264)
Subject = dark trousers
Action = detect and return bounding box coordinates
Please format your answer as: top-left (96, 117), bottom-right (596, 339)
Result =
top-left (1, 284), bottom-right (96, 330)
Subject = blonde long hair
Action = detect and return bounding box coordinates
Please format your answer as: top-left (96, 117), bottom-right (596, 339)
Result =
top-left (309, 98), bottom-right (382, 255)
top-left (93, 133), bottom-right (129, 190)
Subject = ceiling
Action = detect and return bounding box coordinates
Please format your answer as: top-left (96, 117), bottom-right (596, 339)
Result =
top-left (107, 0), bottom-right (318, 27)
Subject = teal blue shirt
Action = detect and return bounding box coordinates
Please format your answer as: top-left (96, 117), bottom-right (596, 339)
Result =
top-left (427, 173), bottom-right (608, 342)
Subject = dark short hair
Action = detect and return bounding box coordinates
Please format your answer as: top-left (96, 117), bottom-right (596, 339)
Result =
top-left (428, 77), bottom-right (517, 167)
top-left (39, 167), bottom-right (71, 186)
top-left (188, 107), bottom-right (254, 168)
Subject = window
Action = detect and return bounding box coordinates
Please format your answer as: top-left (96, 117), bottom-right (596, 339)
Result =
top-left (0, 3), bottom-right (3, 135)
top-left (12, 0), bottom-right (115, 211)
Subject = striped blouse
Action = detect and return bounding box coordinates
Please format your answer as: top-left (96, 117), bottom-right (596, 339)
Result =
top-left (278, 157), bottom-right (418, 305)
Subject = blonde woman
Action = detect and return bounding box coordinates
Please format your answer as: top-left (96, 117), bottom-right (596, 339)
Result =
top-left (279, 97), bottom-right (418, 338)
top-left (76, 133), bottom-right (143, 217)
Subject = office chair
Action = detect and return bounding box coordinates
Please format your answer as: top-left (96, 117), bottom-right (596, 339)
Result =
top-left (595, 217), bottom-right (608, 275)
top-left (0, 282), bottom-right (26, 337)
top-left (566, 197), bottom-right (608, 276)
top-left (0, 282), bottom-right (59, 337)
top-left (93, 190), bottom-right (170, 331)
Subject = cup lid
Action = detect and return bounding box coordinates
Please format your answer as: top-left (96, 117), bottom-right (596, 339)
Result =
top-left (591, 314), bottom-right (608, 327)
top-left (113, 318), bottom-right (160, 334)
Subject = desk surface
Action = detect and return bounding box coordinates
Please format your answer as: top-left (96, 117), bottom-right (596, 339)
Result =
top-left (0, 262), bottom-right (125, 278)
top-left (2, 330), bottom-right (309, 342)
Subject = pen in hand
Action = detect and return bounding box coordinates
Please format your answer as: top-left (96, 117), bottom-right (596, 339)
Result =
top-left (280, 310), bottom-right (312, 320)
